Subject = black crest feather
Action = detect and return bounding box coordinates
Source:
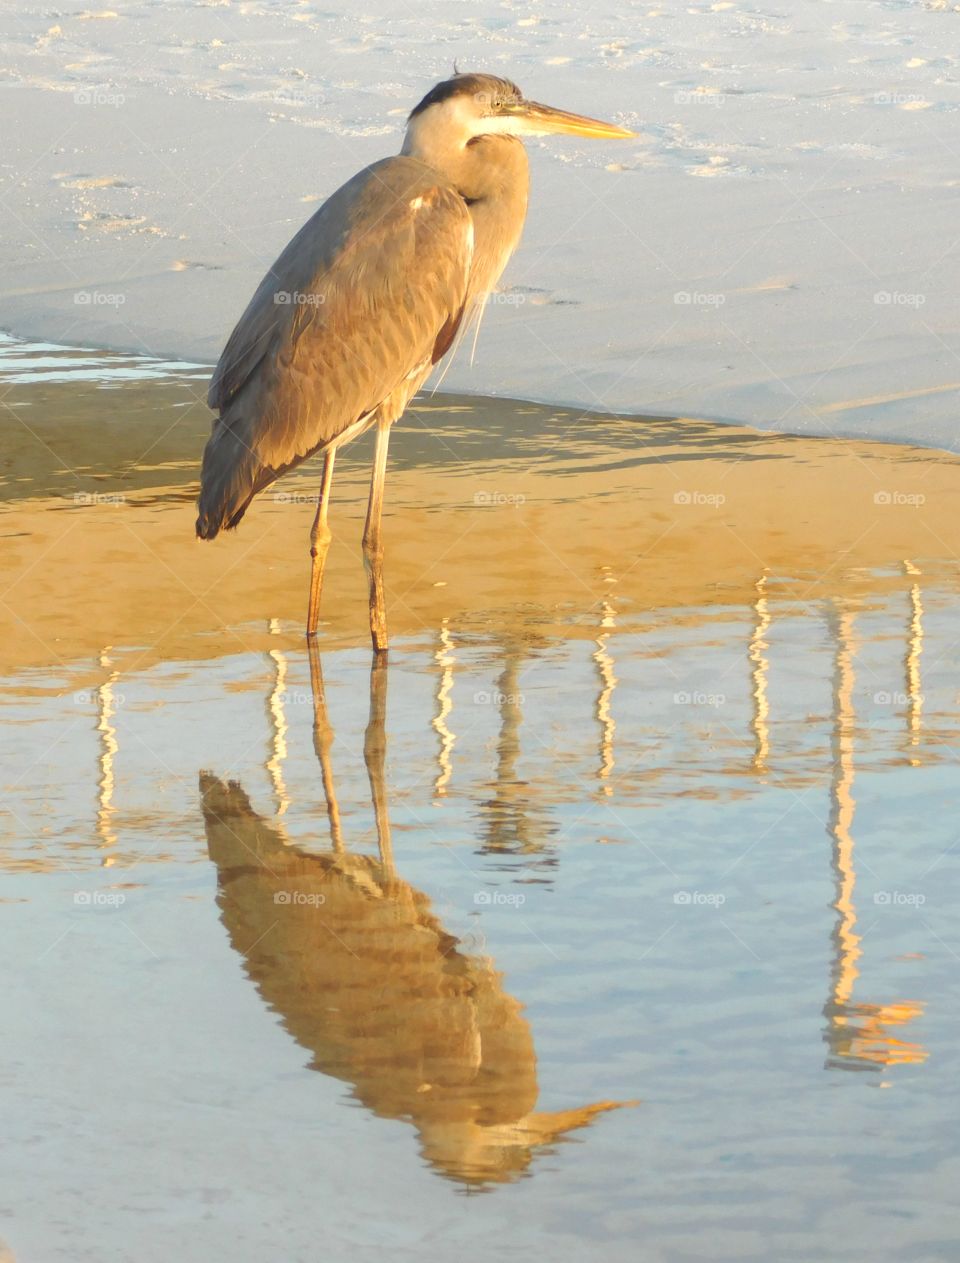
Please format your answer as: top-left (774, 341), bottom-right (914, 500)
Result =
top-left (408, 73), bottom-right (523, 120)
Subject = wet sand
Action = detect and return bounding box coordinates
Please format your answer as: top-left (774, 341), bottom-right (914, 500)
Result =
top-left (3, 337), bottom-right (960, 676)
top-left (3, 340), bottom-right (960, 1260)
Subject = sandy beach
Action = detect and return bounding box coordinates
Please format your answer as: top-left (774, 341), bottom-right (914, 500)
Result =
top-left (1, 0), bottom-right (959, 445)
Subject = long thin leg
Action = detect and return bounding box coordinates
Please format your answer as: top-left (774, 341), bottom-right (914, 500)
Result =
top-left (307, 639), bottom-right (344, 853)
top-left (362, 421), bottom-right (391, 653)
top-left (364, 652), bottom-right (393, 875)
top-left (306, 448), bottom-right (336, 639)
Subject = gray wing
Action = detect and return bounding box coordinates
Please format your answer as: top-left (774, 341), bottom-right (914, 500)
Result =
top-left (197, 156), bottom-right (473, 538)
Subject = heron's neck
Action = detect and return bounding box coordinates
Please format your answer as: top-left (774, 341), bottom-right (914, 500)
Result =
top-left (401, 125), bottom-right (527, 205)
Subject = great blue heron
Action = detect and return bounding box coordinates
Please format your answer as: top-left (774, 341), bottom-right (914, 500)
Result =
top-left (196, 72), bottom-right (633, 651)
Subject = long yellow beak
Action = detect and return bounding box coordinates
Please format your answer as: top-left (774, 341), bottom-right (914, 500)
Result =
top-left (517, 100), bottom-right (635, 139)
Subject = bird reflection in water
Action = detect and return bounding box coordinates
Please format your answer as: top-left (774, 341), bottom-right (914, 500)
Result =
top-left (822, 601), bottom-right (927, 1074)
top-left (200, 643), bottom-right (628, 1187)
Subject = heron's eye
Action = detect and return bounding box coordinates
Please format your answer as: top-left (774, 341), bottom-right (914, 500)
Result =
top-left (470, 84), bottom-right (523, 117)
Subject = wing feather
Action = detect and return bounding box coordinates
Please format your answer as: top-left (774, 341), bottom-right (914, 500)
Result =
top-left (197, 157), bottom-right (472, 538)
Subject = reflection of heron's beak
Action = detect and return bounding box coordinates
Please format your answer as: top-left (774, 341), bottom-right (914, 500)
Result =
top-left (515, 101), bottom-right (636, 139)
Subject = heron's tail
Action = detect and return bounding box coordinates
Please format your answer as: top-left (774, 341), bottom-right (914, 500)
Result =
top-left (196, 414), bottom-right (272, 540)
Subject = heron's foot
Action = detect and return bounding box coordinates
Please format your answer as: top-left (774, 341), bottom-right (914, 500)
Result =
top-left (370, 616), bottom-right (389, 653)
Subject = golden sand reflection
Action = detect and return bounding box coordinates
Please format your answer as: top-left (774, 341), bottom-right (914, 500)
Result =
top-left (200, 649), bottom-right (630, 1186)
top-left (8, 382), bottom-right (960, 676)
top-left (823, 603), bottom-right (927, 1073)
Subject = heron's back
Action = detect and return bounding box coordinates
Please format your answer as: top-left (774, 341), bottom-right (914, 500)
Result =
top-left (196, 156), bottom-right (474, 538)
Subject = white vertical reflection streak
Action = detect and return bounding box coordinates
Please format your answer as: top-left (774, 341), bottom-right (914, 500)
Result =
top-left (267, 619), bottom-right (290, 816)
top-left (904, 562), bottom-right (923, 760)
top-left (593, 599), bottom-right (617, 795)
top-left (96, 646), bottom-right (119, 854)
top-left (828, 603), bottom-right (860, 1013)
top-left (432, 618), bottom-right (456, 798)
top-left (749, 574), bottom-right (771, 774)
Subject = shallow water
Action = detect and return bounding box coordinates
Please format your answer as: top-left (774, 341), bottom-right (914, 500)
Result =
top-left (2, 340), bottom-right (960, 1260)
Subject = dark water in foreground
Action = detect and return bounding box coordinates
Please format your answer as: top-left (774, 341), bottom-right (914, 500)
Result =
top-left (2, 337), bottom-right (960, 1261)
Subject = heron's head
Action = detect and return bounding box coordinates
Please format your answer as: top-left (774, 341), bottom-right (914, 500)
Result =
top-left (404, 72), bottom-right (635, 153)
